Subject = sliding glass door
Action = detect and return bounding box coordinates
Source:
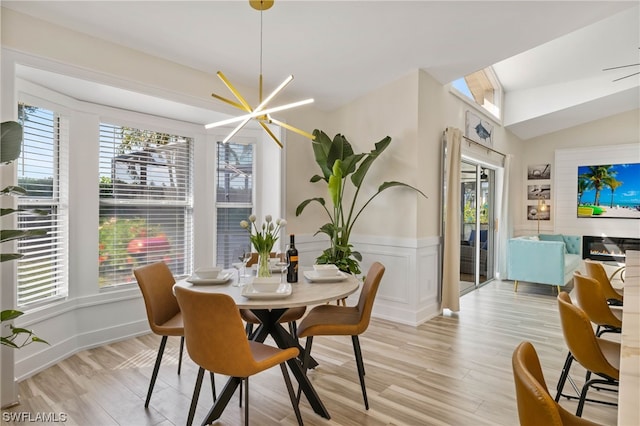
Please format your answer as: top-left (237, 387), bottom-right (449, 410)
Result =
top-left (460, 160), bottom-right (495, 294)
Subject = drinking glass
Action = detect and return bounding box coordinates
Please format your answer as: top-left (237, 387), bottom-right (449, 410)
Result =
top-left (232, 247), bottom-right (244, 285)
top-left (241, 249), bottom-right (253, 284)
top-left (232, 247), bottom-right (252, 286)
top-left (275, 246), bottom-right (289, 284)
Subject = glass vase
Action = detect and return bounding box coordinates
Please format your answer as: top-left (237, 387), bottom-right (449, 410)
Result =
top-left (257, 250), bottom-right (272, 277)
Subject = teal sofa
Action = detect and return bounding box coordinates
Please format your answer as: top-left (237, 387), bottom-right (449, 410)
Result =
top-left (507, 234), bottom-right (582, 291)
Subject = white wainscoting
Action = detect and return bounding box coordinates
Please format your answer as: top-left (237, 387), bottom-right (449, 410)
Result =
top-left (555, 143), bottom-right (640, 237)
top-left (295, 234), bottom-right (442, 326)
top-left (13, 288), bottom-right (149, 381)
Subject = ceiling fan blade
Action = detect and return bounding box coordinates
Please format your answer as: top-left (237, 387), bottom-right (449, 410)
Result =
top-left (612, 71), bottom-right (640, 82)
top-left (603, 63), bottom-right (640, 71)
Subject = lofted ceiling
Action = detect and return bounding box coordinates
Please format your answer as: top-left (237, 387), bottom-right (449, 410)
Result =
top-left (2, 1), bottom-right (639, 140)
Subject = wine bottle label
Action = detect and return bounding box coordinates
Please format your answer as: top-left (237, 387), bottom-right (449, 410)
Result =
top-left (289, 256), bottom-right (298, 262)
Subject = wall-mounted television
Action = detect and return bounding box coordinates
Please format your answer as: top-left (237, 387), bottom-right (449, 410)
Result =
top-left (577, 162), bottom-right (640, 219)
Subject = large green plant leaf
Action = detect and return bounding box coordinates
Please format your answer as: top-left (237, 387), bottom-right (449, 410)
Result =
top-left (327, 160), bottom-right (343, 206)
top-left (339, 153), bottom-right (365, 177)
top-left (377, 180), bottom-right (427, 197)
top-left (0, 253), bottom-right (23, 263)
top-left (1, 186), bottom-right (27, 196)
top-left (1, 310), bottom-right (23, 322)
top-left (1, 229), bottom-right (47, 244)
top-left (1, 207), bottom-right (49, 217)
top-left (1, 121), bottom-right (23, 164)
top-left (351, 136), bottom-right (392, 188)
top-left (314, 222), bottom-right (337, 239)
top-left (311, 129), bottom-right (334, 181)
top-left (327, 133), bottom-right (354, 167)
top-left (311, 130), bottom-right (360, 181)
top-left (295, 197), bottom-right (326, 217)
top-left (349, 181), bottom-right (428, 232)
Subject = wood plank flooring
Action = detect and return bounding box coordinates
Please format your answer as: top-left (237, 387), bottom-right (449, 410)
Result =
top-left (2, 280), bottom-right (619, 425)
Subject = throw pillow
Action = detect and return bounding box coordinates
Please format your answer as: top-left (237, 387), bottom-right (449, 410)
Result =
top-left (468, 229), bottom-right (488, 248)
top-left (539, 234), bottom-right (567, 253)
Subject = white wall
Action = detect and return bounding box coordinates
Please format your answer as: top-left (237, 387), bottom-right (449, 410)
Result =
top-left (515, 109), bottom-right (640, 236)
top-left (0, 8), bottom-right (231, 116)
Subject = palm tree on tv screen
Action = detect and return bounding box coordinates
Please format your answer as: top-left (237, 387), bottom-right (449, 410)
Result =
top-left (578, 165), bottom-right (619, 206)
top-left (604, 176), bottom-right (623, 208)
top-left (577, 178), bottom-right (590, 205)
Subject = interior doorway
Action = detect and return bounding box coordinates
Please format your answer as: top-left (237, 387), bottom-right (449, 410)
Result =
top-left (459, 160), bottom-right (496, 295)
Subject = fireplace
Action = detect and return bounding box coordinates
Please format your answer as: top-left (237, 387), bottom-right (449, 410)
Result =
top-left (582, 235), bottom-right (640, 263)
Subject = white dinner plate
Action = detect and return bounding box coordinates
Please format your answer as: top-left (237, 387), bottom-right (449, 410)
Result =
top-left (186, 271), bottom-right (233, 285)
top-left (303, 270), bottom-right (349, 283)
top-left (241, 283), bottom-right (292, 299)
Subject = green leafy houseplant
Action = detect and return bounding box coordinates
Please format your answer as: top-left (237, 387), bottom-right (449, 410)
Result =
top-left (1, 120), bottom-right (48, 348)
top-left (296, 129), bottom-right (427, 274)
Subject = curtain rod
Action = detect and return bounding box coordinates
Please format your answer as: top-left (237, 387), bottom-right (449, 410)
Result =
top-left (462, 135), bottom-right (505, 158)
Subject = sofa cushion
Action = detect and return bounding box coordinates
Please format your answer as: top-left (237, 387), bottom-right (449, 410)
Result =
top-left (562, 236), bottom-right (581, 255)
top-left (469, 229), bottom-right (488, 249)
top-left (565, 253), bottom-right (581, 274)
top-left (539, 234), bottom-right (567, 253)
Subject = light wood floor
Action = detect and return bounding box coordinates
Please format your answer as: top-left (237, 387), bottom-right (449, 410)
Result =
top-left (2, 280), bottom-right (619, 425)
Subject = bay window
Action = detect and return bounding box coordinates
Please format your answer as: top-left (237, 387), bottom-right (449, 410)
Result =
top-left (98, 123), bottom-right (193, 287)
top-left (215, 141), bottom-right (254, 268)
top-left (16, 103), bottom-right (68, 306)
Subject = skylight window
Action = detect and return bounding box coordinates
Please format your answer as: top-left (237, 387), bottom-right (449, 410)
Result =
top-left (452, 67), bottom-right (502, 121)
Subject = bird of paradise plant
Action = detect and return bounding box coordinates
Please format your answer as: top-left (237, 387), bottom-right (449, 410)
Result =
top-left (296, 130), bottom-right (427, 274)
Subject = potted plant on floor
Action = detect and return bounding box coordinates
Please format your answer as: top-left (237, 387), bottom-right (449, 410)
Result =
top-left (296, 129), bottom-right (427, 274)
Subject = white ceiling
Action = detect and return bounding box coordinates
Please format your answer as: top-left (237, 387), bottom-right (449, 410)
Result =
top-left (3, 1), bottom-right (639, 140)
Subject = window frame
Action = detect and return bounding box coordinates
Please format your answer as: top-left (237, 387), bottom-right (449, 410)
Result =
top-left (97, 120), bottom-right (194, 288)
top-left (450, 66), bottom-right (503, 123)
top-left (214, 137), bottom-right (257, 268)
top-left (15, 96), bottom-right (70, 308)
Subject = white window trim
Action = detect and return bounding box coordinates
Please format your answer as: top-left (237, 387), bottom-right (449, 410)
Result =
top-left (448, 66), bottom-right (504, 125)
top-left (15, 92), bottom-right (71, 308)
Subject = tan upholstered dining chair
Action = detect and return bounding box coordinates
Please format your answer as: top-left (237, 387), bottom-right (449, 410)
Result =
top-left (133, 261), bottom-right (185, 408)
top-left (297, 261), bottom-right (385, 410)
top-left (555, 292), bottom-right (619, 417)
top-left (556, 272), bottom-right (622, 401)
top-left (573, 272), bottom-right (622, 336)
top-left (584, 259), bottom-right (623, 304)
top-left (512, 341), bottom-right (601, 426)
top-left (175, 286), bottom-right (303, 426)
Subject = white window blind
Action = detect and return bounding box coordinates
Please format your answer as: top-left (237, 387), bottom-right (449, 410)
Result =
top-left (216, 141), bottom-right (253, 268)
top-left (99, 123), bottom-right (193, 287)
top-left (16, 104), bottom-right (68, 306)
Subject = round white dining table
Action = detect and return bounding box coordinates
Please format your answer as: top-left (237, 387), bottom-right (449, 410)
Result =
top-left (174, 270), bottom-right (360, 309)
top-left (173, 269), bottom-right (361, 422)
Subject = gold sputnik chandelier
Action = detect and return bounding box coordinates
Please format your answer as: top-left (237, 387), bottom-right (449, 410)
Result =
top-left (204, 0), bottom-right (314, 147)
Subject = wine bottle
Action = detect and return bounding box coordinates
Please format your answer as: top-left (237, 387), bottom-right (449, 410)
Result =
top-left (286, 234), bottom-right (298, 283)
